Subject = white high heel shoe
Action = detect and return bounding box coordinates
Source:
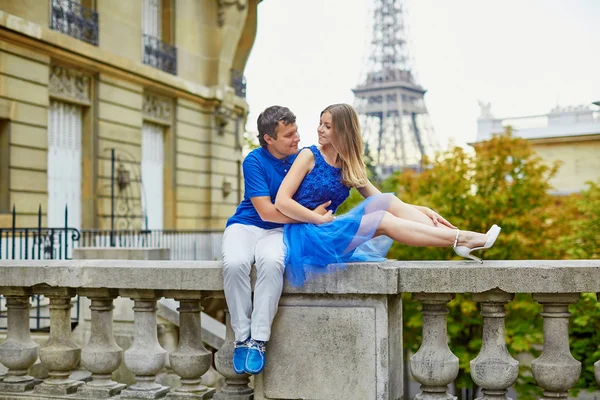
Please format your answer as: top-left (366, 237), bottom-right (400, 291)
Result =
top-left (453, 225), bottom-right (501, 263)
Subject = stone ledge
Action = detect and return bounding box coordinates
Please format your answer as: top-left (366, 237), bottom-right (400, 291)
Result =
top-left (1, 259), bottom-right (599, 295)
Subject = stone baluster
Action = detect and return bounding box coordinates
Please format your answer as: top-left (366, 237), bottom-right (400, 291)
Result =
top-left (595, 293), bottom-right (600, 385)
top-left (77, 288), bottom-right (126, 398)
top-left (214, 308), bottom-right (253, 400)
top-left (33, 288), bottom-right (84, 396)
top-left (120, 290), bottom-right (169, 399)
top-left (0, 287), bottom-right (41, 392)
top-left (470, 289), bottom-right (519, 400)
top-left (531, 293), bottom-right (581, 400)
top-left (164, 291), bottom-right (215, 399)
top-left (410, 293), bottom-right (459, 400)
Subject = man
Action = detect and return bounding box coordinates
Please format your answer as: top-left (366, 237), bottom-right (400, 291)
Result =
top-left (222, 106), bottom-right (330, 375)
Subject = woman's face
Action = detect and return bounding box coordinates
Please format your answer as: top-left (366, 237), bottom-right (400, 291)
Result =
top-left (317, 112), bottom-right (334, 145)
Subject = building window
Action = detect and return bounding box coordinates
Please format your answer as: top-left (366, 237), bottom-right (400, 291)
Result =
top-left (141, 122), bottom-right (164, 230)
top-left (48, 100), bottom-right (82, 229)
top-left (230, 69), bottom-right (247, 98)
top-left (142, 0), bottom-right (177, 75)
top-left (50, 0), bottom-right (99, 46)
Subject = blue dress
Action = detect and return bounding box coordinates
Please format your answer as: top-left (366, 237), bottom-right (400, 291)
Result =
top-left (284, 145), bottom-right (393, 286)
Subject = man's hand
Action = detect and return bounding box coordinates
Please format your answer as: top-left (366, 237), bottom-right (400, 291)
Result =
top-left (313, 200), bottom-right (332, 216)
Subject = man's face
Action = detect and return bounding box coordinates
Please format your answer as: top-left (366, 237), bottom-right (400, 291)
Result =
top-left (264, 121), bottom-right (300, 159)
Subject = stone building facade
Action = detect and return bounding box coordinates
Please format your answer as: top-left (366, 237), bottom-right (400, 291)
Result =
top-left (477, 102), bottom-right (600, 195)
top-left (0, 0), bottom-right (257, 230)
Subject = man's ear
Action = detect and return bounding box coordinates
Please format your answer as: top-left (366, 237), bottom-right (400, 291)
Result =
top-left (263, 133), bottom-right (274, 145)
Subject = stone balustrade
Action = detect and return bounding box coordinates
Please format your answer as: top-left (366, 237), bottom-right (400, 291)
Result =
top-left (0, 259), bottom-right (599, 399)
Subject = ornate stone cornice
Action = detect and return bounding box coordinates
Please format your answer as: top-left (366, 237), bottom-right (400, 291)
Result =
top-left (49, 65), bottom-right (91, 105)
top-left (143, 93), bottom-right (173, 125)
top-left (217, 0), bottom-right (247, 27)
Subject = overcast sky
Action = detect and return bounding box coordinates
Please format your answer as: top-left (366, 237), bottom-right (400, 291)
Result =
top-left (244, 0), bottom-right (600, 149)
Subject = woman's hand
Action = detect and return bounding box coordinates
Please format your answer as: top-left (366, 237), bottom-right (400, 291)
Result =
top-left (317, 210), bottom-right (335, 224)
top-left (419, 207), bottom-right (456, 228)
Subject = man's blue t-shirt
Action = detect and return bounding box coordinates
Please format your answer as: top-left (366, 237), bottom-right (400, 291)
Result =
top-left (226, 147), bottom-right (297, 230)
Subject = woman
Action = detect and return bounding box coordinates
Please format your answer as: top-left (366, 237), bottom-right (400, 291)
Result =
top-left (275, 103), bottom-right (500, 287)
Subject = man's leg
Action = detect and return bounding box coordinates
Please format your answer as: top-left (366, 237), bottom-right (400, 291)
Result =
top-left (244, 227), bottom-right (285, 374)
top-left (222, 224), bottom-right (260, 342)
top-left (250, 227), bottom-right (285, 342)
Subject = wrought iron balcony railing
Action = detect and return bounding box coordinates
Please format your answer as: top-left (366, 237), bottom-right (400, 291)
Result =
top-left (50, 0), bottom-right (99, 46)
top-left (143, 34), bottom-right (177, 75)
top-left (231, 69), bottom-right (247, 98)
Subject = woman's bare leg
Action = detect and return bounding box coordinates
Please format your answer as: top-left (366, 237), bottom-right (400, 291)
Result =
top-left (368, 193), bottom-right (452, 229)
top-left (375, 211), bottom-right (486, 248)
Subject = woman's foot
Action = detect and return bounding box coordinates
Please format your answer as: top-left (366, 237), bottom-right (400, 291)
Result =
top-left (453, 225), bottom-right (501, 263)
top-left (456, 231), bottom-right (488, 249)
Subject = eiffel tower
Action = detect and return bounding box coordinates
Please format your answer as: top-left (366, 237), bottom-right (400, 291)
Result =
top-left (353, 0), bottom-right (438, 178)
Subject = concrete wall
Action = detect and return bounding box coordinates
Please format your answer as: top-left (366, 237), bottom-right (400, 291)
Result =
top-left (96, 74), bottom-right (144, 229)
top-left (0, 42), bottom-right (50, 227)
top-left (0, 0), bottom-right (50, 27)
top-left (531, 138), bottom-right (600, 194)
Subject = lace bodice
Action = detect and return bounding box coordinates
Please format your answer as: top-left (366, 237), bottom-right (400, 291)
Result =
top-left (292, 146), bottom-right (350, 213)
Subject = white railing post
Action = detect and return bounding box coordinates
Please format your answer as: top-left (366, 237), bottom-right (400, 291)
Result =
top-left (119, 289), bottom-right (169, 399)
top-left (531, 293), bottom-right (581, 400)
top-left (410, 293), bottom-right (458, 400)
top-left (214, 308), bottom-right (253, 400)
top-left (0, 287), bottom-right (41, 392)
top-left (165, 291), bottom-right (215, 399)
top-left (34, 287), bottom-right (84, 396)
top-left (77, 288), bottom-right (126, 398)
top-left (470, 289), bottom-right (518, 400)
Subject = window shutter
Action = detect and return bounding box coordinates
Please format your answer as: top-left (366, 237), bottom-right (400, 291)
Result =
top-left (141, 122), bottom-right (164, 230)
top-left (47, 100), bottom-right (82, 230)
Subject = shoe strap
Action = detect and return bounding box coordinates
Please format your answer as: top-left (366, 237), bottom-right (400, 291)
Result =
top-left (453, 229), bottom-right (460, 248)
top-left (249, 339), bottom-right (266, 353)
top-left (234, 339), bottom-right (250, 348)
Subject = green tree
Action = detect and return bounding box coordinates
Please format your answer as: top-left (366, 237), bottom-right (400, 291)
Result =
top-left (561, 179), bottom-right (600, 259)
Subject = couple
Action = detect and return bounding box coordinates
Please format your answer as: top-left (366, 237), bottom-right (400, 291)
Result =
top-left (221, 104), bottom-right (501, 375)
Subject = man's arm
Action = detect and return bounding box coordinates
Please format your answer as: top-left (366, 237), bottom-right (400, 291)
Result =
top-left (251, 196), bottom-right (299, 224)
top-left (244, 152), bottom-right (330, 224)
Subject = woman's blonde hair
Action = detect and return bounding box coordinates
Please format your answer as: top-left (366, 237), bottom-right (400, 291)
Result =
top-left (321, 103), bottom-right (368, 188)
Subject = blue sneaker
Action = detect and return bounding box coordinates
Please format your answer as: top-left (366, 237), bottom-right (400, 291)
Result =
top-left (245, 339), bottom-right (266, 375)
top-left (233, 338), bottom-right (250, 374)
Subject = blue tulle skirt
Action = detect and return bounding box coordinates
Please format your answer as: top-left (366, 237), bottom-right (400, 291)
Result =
top-left (284, 193), bottom-right (394, 287)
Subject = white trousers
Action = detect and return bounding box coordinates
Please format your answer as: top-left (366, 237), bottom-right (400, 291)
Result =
top-left (221, 224), bottom-right (285, 342)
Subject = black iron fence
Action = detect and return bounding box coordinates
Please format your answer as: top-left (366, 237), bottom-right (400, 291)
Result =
top-left (143, 34), bottom-right (177, 75)
top-left (0, 205), bottom-right (81, 331)
top-left (50, 0), bottom-right (99, 46)
top-left (0, 205), bottom-right (80, 260)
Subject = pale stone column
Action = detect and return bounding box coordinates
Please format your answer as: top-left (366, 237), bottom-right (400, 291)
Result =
top-left (410, 293), bottom-right (458, 400)
top-left (214, 309), bottom-right (253, 400)
top-left (164, 291), bottom-right (215, 400)
top-left (77, 288), bottom-right (127, 398)
top-left (0, 287), bottom-right (41, 392)
top-left (594, 293), bottom-right (600, 385)
top-left (33, 287), bottom-right (84, 396)
top-left (531, 293), bottom-right (581, 400)
top-left (470, 289), bottom-right (519, 400)
top-left (119, 289), bottom-right (169, 399)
